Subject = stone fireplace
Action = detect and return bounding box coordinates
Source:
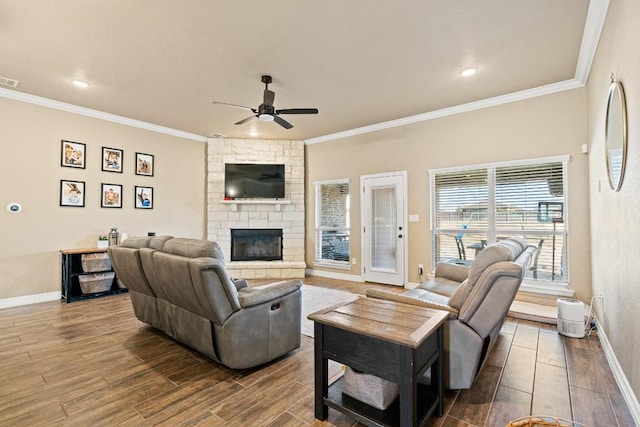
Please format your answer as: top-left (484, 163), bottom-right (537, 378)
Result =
top-left (231, 229), bottom-right (283, 262)
top-left (207, 138), bottom-right (305, 279)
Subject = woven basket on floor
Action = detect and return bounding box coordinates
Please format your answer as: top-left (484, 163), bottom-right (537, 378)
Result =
top-left (506, 416), bottom-right (588, 427)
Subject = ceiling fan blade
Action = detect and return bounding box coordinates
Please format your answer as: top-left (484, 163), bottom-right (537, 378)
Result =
top-left (273, 115), bottom-right (293, 129)
top-left (212, 101), bottom-right (254, 111)
top-left (275, 108), bottom-right (319, 115)
top-left (235, 115), bottom-right (257, 125)
top-left (263, 89), bottom-right (275, 107)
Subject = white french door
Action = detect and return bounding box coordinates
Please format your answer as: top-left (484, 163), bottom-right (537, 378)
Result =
top-left (361, 172), bottom-right (407, 286)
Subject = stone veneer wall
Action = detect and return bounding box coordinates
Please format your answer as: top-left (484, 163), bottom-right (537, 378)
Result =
top-left (207, 138), bottom-right (305, 279)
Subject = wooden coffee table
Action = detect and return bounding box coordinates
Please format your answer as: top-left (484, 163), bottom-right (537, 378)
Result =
top-left (308, 297), bottom-right (448, 427)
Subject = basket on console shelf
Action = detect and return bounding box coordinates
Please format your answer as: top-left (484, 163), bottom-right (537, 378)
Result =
top-left (506, 416), bottom-right (589, 427)
top-left (81, 253), bottom-right (112, 272)
top-left (79, 272), bottom-right (115, 294)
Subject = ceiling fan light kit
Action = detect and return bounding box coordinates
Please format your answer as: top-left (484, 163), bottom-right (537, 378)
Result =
top-left (212, 75), bottom-right (318, 129)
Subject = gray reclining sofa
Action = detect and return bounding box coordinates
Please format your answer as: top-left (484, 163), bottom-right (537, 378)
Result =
top-left (108, 236), bottom-right (302, 369)
top-left (367, 237), bottom-right (536, 389)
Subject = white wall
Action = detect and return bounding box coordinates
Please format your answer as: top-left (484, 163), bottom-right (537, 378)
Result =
top-left (306, 88), bottom-right (591, 300)
top-left (0, 97), bottom-right (205, 301)
top-left (587, 0), bottom-right (640, 402)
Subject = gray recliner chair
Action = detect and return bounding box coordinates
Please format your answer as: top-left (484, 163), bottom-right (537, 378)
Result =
top-left (366, 237), bottom-right (536, 389)
top-left (109, 236), bottom-right (302, 369)
top-left (107, 235), bottom-right (167, 328)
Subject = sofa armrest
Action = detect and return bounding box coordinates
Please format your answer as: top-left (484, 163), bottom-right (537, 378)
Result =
top-left (238, 279), bottom-right (302, 308)
top-left (231, 278), bottom-right (248, 290)
top-left (365, 289), bottom-right (459, 319)
top-left (434, 262), bottom-right (470, 282)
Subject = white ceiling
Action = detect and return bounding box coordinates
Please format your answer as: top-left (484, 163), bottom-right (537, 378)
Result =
top-left (0, 1), bottom-right (602, 142)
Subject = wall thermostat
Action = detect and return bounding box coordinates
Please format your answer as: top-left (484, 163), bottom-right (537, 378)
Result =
top-left (7, 202), bottom-right (22, 213)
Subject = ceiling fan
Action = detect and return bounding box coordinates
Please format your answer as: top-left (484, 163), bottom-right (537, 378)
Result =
top-left (212, 75), bottom-right (318, 129)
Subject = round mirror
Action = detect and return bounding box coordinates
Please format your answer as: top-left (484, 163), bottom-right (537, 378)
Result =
top-left (605, 79), bottom-right (628, 191)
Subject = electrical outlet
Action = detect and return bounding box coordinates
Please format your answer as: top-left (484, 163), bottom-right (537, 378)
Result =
top-left (418, 264), bottom-right (424, 276)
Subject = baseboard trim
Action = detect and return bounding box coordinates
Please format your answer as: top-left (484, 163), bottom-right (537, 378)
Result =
top-left (0, 291), bottom-right (61, 309)
top-left (595, 316), bottom-right (640, 425)
top-left (305, 269), bottom-right (363, 283)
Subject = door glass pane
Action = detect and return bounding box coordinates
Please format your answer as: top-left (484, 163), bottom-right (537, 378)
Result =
top-left (371, 186), bottom-right (396, 270)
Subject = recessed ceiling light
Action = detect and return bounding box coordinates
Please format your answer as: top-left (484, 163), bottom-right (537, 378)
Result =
top-left (460, 68), bottom-right (477, 77)
top-left (72, 79), bottom-right (90, 88)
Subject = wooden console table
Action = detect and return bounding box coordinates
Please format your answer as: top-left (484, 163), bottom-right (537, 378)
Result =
top-left (60, 248), bottom-right (126, 303)
top-left (308, 297), bottom-right (448, 427)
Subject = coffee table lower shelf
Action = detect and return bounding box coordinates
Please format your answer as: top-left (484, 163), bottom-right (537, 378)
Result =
top-left (325, 376), bottom-right (439, 427)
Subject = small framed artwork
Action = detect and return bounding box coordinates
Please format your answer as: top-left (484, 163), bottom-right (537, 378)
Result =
top-left (102, 147), bottom-right (123, 173)
top-left (135, 152), bottom-right (154, 176)
top-left (60, 180), bottom-right (85, 207)
top-left (61, 140), bottom-right (86, 169)
top-left (135, 186), bottom-right (153, 209)
top-left (101, 183), bottom-right (123, 208)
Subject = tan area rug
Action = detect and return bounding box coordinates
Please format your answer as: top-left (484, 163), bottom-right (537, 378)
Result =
top-left (301, 284), bottom-right (356, 338)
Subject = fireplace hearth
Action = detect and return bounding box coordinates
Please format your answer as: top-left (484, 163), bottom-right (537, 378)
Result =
top-left (230, 229), bottom-right (283, 262)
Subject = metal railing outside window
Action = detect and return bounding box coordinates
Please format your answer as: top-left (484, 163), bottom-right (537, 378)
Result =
top-left (429, 156), bottom-right (568, 283)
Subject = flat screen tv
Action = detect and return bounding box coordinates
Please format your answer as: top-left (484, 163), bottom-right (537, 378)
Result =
top-left (224, 163), bottom-right (285, 199)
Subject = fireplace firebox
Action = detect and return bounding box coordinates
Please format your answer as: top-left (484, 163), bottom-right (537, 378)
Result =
top-left (230, 229), bottom-right (283, 261)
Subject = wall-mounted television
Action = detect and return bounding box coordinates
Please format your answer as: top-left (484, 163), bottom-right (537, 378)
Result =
top-left (224, 163), bottom-right (285, 199)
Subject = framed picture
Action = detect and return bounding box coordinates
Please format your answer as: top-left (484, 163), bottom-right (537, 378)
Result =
top-left (101, 183), bottom-right (123, 208)
top-left (135, 186), bottom-right (153, 209)
top-left (61, 140), bottom-right (86, 169)
top-left (60, 180), bottom-right (85, 207)
top-left (102, 147), bottom-right (123, 173)
top-left (135, 152), bottom-right (154, 176)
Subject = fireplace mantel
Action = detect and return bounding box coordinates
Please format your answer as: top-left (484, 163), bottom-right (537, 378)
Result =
top-left (221, 200), bottom-right (291, 204)
top-left (222, 199), bottom-right (291, 212)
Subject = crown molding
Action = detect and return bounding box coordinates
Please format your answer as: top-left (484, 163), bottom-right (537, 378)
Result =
top-left (306, 1), bottom-right (609, 146)
top-left (0, 87), bottom-right (207, 142)
top-left (575, 0), bottom-right (610, 84)
top-left (305, 79), bottom-right (584, 145)
top-left (2, 1), bottom-right (609, 147)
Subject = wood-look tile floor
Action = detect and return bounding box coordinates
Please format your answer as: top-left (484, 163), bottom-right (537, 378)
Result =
top-left (0, 277), bottom-right (635, 426)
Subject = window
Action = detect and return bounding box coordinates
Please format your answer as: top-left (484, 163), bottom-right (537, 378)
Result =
top-left (315, 180), bottom-right (350, 267)
top-left (429, 156), bottom-right (568, 283)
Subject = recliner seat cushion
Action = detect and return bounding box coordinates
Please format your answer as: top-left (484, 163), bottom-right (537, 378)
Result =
top-left (420, 277), bottom-right (461, 297)
top-left (404, 288), bottom-right (450, 306)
